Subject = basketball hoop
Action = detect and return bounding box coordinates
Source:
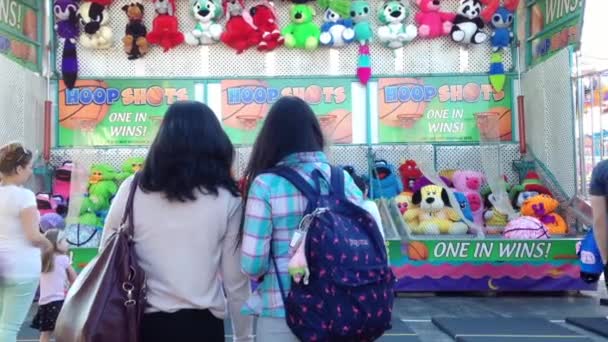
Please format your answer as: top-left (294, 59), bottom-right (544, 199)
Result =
top-left (77, 120), bottom-right (97, 132)
top-left (317, 114), bottom-right (337, 128)
top-left (236, 115), bottom-right (261, 130)
top-left (475, 112), bottom-right (500, 140)
top-left (397, 113), bottom-right (422, 128)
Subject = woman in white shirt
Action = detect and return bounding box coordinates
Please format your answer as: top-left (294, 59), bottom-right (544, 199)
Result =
top-left (102, 101), bottom-right (253, 342)
top-left (0, 142), bottom-right (51, 342)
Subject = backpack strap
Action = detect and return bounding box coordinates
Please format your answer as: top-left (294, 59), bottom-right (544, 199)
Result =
top-left (267, 166), bottom-right (320, 203)
top-left (330, 166), bottom-right (346, 199)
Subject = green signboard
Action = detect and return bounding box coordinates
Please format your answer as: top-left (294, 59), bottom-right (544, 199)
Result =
top-left (58, 79), bottom-right (196, 146)
top-left (377, 76), bottom-right (513, 143)
top-left (220, 78), bottom-right (353, 145)
top-left (527, 0), bottom-right (585, 66)
top-left (396, 239), bottom-right (579, 262)
top-left (0, 0), bottom-right (41, 71)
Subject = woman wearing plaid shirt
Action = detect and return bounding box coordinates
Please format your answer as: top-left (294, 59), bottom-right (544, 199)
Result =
top-left (240, 97), bottom-right (364, 341)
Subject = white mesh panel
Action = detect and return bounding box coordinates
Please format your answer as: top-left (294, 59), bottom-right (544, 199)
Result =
top-left (521, 49), bottom-right (575, 198)
top-left (57, 0), bottom-right (512, 77)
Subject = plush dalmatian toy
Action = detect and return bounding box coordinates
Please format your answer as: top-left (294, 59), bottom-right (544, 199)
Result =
top-left (451, 0), bottom-right (487, 45)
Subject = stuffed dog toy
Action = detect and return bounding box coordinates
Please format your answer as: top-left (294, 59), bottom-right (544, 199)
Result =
top-left (185, 0), bottom-right (224, 45)
top-left (221, 0), bottom-right (260, 53)
top-left (405, 185), bottom-right (469, 235)
top-left (147, 0), bottom-right (185, 51)
top-left (122, 2), bottom-right (149, 59)
top-left (377, 0), bottom-right (417, 49)
top-left (282, 3), bottom-right (320, 49)
top-left (78, 1), bottom-right (113, 49)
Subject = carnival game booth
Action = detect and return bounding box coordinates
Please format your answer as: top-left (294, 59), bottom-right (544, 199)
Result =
top-left (40, 0), bottom-right (594, 292)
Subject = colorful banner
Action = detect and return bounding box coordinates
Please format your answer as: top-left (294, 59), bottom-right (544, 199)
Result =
top-left (58, 79), bottom-right (195, 146)
top-left (528, 0), bottom-right (585, 66)
top-left (378, 76), bottom-right (512, 143)
top-left (0, 0), bottom-right (40, 71)
top-left (221, 79), bottom-right (352, 145)
top-left (398, 239), bottom-right (578, 262)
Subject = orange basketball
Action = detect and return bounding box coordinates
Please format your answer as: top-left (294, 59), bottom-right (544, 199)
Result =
top-left (221, 80), bottom-right (270, 130)
top-left (378, 78), bottom-right (428, 128)
top-left (23, 9), bottom-right (37, 41)
top-left (58, 80), bottom-right (110, 130)
top-left (318, 109), bottom-right (352, 144)
top-left (147, 86), bottom-right (164, 106)
top-left (463, 83), bottom-right (481, 102)
top-left (407, 241), bottom-right (429, 261)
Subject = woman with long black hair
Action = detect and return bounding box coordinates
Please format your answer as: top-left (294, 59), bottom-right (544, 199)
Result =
top-left (101, 101), bottom-right (253, 342)
top-left (240, 96), bottom-right (364, 340)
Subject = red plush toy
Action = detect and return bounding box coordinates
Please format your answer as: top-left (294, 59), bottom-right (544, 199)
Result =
top-left (221, 0), bottom-right (260, 54)
top-left (399, 160), bottom-right (423, 192)
top-left (250, 1), bottom-right (283, 51)
top-left (147, 0), bottom-right (184, 52)
top-left (91, 0), bottom-right (113, 5)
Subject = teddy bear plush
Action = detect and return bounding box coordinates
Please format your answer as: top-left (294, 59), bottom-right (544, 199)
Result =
top-left (282, 3), bottom-right (320, 49)
top-left (185, 0), bottom-right (224, 46)
top-left (122, 2), bottom-right (149, 60)
top-left (452, 170), bottom-right (485, 226)
top-left (77, 1), bottom-right (113, 49)
top-left (220, 0), bottom-right (260, 53)
top-left (377, 0), bottom-right (417, 49)
top-left (250, 1), bottom-right (284, 51)
top-left (147, 0), bottom-right (185, 52)
top-left (317, 0), bottom-right (355, 48)
top-left (405, 185), bottom-right (469, 235)
top-left (451, 0), bottom-right (487, 45)
top-left (54, 0), bottom-right (80, 89)
top-left (414, 0), bottom-right (455, 38)
top-left (521, 194), bottom-right (568, 235)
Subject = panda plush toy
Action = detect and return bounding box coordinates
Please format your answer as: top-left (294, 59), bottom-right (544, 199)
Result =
top-left (451, 0), bottom-right (487, 45)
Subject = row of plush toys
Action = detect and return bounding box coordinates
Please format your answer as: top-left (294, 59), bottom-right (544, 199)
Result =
top-left (360, 159), bottom-right (568, 238)
top-left (35, 157), bottom-right (145, 247)
top-left (55, 0), bottom-right (518, 89)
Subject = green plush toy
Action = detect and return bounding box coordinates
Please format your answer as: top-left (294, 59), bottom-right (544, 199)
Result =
top-left (88, 164), bottom-right (118, 200)
top-left (116, 157), bottom-right (144, 183)
top-left (282, 4), bottom-right (321, 50)
top-left (77, 197), bottom-right (103, 227)
top-left (351, 0), bottom-right (373, 43)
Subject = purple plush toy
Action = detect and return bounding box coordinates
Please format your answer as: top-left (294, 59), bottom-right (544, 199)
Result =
top-left (412, 176), bottom-right (453, 193)
top-left (54, 0), bottom-right (80, 89)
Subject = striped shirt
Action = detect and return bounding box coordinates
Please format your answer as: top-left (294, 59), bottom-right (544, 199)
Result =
top-left (241, 152), bottom-right (363, 317)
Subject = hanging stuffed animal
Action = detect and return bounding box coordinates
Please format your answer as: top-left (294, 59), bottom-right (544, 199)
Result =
top-left (377, 0), bottom-right (417, 49)
top-left (250, 1), bottom-right (284, 51)
top-left (77, 1), bottom-right (113, 49)
top-left (351, 0), bottom-right (372, 84)
top-left (147, 0), bottom-right (185, 52)
top-left (53, 0), bottom-right (79, 89)
top-left (221, 0), bottom-right (260, 53)
top-left (90, 0), bottom-right (113, 5)
top-left (185, 0), bottom-right (224, 45)
top-left (122, 2), bottom-right (149, 60)
top-left (451, 0), bottom-right (487, 45)
top-left (317, 0), bottom-right (355, 48)
top-left (414, 0), bottom-right (455, 39)
top-left (282, 3), bottom-right (320, 49)
top-left (481, 0), bottom-right (519, 51)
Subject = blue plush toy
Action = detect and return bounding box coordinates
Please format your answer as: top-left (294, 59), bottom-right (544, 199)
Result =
top-left (481, 0), bottom-right (519, 52)
top-left (578, 229), bottom-right (604, 284)
top-left (318, 0), bottom-right (355, 48)
top-left (367, 160), bottom-right (403, 199)
top-left (454, 191), bottom-right (474, 222)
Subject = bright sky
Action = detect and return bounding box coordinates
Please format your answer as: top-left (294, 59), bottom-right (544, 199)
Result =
top-left (580, 0), bottom-right (608, 69)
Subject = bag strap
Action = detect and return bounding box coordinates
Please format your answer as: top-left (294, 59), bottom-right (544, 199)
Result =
top-left (330, 166), bottom-right (346, 199)
top-left (120, 172), bottom-right (141, 237)
top-left (267, 166), bottom-right (320, 203)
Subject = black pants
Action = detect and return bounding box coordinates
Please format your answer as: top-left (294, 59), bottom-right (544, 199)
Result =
top-left (141, 309), bottom-right (224, 342)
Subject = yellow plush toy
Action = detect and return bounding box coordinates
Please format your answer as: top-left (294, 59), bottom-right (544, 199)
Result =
top-left (404, 185), bottom-right (469, 235)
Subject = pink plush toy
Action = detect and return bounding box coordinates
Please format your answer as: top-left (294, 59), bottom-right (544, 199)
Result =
top-left (288, 233), bottom-right (310, 285)
top-left (414, 0), bottom-right (455, 38)
top-left (452, 170), bottom-right (485, 226)
top-left (503, 216), bottom-right (549, 239)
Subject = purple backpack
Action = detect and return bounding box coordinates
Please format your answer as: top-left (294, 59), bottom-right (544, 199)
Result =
top-left (270, 166), bottom-right (395, 341)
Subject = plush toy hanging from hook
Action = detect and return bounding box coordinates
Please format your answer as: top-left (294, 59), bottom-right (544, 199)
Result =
top-left (250, 0), bottom-right (284, 51)
top-left (221, 0), bottom-right (260, 53)
top-left (376, 0), bottom-right (417, 49)
top-left (53, 0), bottom-right (80, 89)
top-left (317, 0), bottom-right (355, 48)
top-left (451, 0), bottom-right (487, 45)
top-left (147, 0), bottom-right (185, 52)
top-left (77, 1), bottom-right (113, 49)
top-left (282, 3), bottom-right (321, 50)
top-left (122, 2), bottom-right (149, 59)
top-left (481, 0), bottom-right (519, 92)
top-left (185, 0), bottom-right (224, 45)
top-left (351, 0), bottom-right (372, 84)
